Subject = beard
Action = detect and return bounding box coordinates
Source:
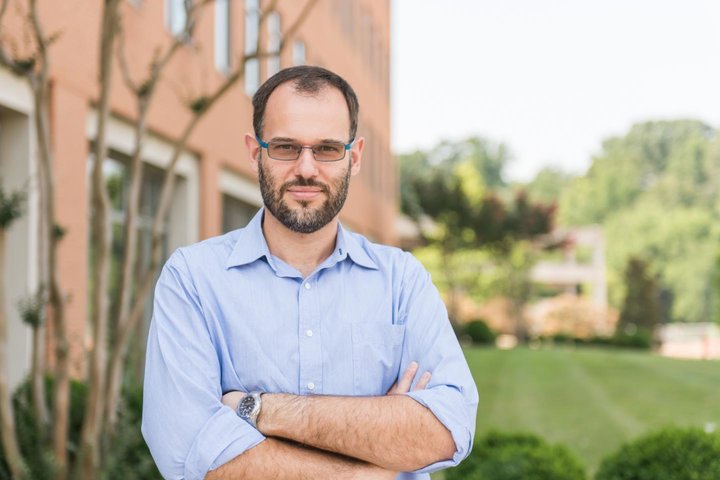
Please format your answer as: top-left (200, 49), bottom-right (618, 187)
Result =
top-left (258, 157), bottom-right (351, 234)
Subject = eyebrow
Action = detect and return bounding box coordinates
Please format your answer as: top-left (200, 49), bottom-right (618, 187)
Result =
top-left (268, 136), bottom-right (347, 144)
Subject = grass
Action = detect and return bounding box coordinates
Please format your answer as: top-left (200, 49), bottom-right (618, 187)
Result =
top-left (441, 346), bottom-right (720, 476)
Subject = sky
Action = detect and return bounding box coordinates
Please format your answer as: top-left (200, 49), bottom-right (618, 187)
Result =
top-left (391, 0), bottom-right (720, 182)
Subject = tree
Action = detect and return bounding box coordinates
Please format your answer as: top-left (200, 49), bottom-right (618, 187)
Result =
top-left (560, 120), bottom-right (720, 324)
top-left (617, 257), bottom-right (662, 334)
top-left (399, 137), bottom-right (557, 329)
top-left (0, 1), bottom-right (318, 478)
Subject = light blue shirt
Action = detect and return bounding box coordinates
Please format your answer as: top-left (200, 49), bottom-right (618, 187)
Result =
top-left (142, 208), bottom-right (478, 479)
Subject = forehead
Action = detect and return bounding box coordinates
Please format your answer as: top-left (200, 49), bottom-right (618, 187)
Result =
top-left (263, 82), bottom-right (351, 140)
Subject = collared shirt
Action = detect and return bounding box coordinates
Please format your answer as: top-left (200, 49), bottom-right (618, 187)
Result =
top-left (142, 208), bottom-right (478, 480)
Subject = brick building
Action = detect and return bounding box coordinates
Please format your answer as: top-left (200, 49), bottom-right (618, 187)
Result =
top-left (0, 0), bottom-right (394, 388)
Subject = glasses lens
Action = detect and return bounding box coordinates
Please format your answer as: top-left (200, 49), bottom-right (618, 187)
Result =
top-left (313, 142), bottom-right (346, 162)
top-left (268, 142), bottom-right (301, 160)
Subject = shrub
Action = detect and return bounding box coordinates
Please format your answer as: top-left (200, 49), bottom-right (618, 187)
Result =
top-left (446, 431), bottom-right (586, 480)
top-left (464, 319), bottom-right (497, 345)
top-left (610, 329), bottom-right (652, 350)
top-left (595, 426), bottom-right (720, 480)
top-left (0, 376), bottom-right (160, 479)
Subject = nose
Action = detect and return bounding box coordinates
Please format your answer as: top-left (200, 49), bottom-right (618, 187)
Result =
top-left (293, 146), bottom-right (319, 179)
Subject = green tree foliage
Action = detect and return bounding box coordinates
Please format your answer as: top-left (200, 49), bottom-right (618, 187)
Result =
top-left (446, 431), bottom-right (586, 480)
top-left (595, 427), bottom-right (720, 480)
top-left (0, 186), bottom-right (24, 229)
top-left (558, 120), bottom-right (720, 323)
top-left (618, 257), bottom-right (662, 333)
top-left (714, 249), bottom-right (720, 324)
top-left (524, 167), bottom-right (574, 205)
top-left (399, 137), bottom-right (557, 324)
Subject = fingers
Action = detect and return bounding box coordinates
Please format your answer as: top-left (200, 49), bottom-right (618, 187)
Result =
top-left (414, 371), bottom-right (431, 391)
top-left (394, 361), bottom-right (418, 394)
top-left (387, 362), bottom-right (432, 395)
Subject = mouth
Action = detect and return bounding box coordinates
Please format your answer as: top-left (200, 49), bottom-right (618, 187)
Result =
top-left (285, 187), bottom-right (324, 202)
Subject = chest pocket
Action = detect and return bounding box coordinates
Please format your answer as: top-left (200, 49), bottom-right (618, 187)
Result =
top-left (351, 323), bottom-right (406, 396)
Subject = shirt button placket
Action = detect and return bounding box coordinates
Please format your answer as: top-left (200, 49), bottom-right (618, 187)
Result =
top-left (299, 279), bottom-right (321, 394)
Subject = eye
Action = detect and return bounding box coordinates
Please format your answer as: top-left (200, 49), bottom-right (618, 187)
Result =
top-left (316, 143), bottom-right (344, 153)
top-left (273, 143), bottom-right (299, 151)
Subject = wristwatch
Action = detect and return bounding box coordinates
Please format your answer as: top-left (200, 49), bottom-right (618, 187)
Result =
top-left (235, 391), bottom-right (262, 428)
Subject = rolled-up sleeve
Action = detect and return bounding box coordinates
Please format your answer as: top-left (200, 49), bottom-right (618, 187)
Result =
top-left (398, 254), bottom-right (479, 474)
top-left (142, 250), bottom-right (265, 480)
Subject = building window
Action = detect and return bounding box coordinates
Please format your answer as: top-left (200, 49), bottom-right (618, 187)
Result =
top-left (219, 169), bottom-right (262, 233)
top-left (266, 12), bottom-right (281, 78)
top-left (97, 154), bottom-right (170, 322)
top-left (165, 0), bottom-right (186, 36)
top-left (244, 0), bottom-right (260, 95)
top-left (292, 40), bottom-right (306, 66)
top-left (222, 194), bottom-right (258, 233)
top-left (215, 0), bottom-right (231, 72)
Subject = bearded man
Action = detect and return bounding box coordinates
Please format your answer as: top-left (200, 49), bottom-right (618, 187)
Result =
top-left (142, 66), bottom-right (478, 480)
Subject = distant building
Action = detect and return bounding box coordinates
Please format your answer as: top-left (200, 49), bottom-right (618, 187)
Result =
top-left (0, 0), bottom-right (393, 388)
top-left (659, 323), bottom-right (720, 360)
top-left (530, 226), bottom-right (607, 308)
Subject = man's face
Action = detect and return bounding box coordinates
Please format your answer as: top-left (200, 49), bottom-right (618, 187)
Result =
top-left (248, 82), bottom-right (362, 234)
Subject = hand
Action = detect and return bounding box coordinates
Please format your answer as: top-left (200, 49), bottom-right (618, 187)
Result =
top-left (221, 391), bottom-right (246, 411)
top-left (386, 361), bottom-right (431, 395)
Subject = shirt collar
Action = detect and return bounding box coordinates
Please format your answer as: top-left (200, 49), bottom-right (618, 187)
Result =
top-left (335, 223), bottom-right (379, 270)
top-left (224, 207), bottom-right (379, 271)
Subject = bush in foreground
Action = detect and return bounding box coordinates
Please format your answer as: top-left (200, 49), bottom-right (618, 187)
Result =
top-left (595, 426), bottom-right (720, 480)
top-left (0, 376), bottom-right (160, 479)
top-left (446, 431), bottom-right (586, 480)
top-left (464, 319), bottom-right (497, 345)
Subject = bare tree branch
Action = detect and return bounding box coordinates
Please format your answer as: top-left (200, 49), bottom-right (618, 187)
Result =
top-left (28, 0), bottom-right (47, 80)
top-left (79, 0), bottom-right (122, 477)
top-left (115, 18), bottom-right (138, 94)
top-left (105, 0), bottom-right (318, 429)
top-left (0, 0), bottom-right (10, 29)
top-left (103, 0), bottom-right (217, 432)
top-left (278, 0), bottom-right (317, 51)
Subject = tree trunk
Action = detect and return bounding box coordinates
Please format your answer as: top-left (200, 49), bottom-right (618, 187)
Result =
top-left (101, 0), bottom-right (319, 449)
top-left (31, 83), bottom-right (69, 480)
top-left (0, 230), bottom-right (27, 479)
top-left (440, 247), bottom-right (460, 324)
top-left (79, 1), bottom-right (121, 478)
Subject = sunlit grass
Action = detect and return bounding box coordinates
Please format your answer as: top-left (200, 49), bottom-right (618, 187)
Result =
top-left (433, 346), bottom-right (720, 478)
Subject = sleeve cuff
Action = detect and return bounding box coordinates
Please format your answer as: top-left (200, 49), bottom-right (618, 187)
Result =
top-left (405, 386), bottom-right (474, 474)
top-left (183, 406), bottom-right (266, 480)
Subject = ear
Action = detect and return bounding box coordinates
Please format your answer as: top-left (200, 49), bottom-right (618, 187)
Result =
top-left (245, 133), bottom-right (261, 171)
top-left (349, 136), bottom-right (364, 177)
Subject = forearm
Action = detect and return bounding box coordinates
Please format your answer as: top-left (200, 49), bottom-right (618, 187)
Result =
top-left (258, 393), bottom-right (456, 472)
top-left (205, 437), bottom-right (394, 480)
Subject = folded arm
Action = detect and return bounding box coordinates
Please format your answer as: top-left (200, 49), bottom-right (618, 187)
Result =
top-left (205, 438), bottom-right (396, 480)
top-left (261, 392), bottom-right (455, 471)
top-left (221, 362), bottom-right (452, 473)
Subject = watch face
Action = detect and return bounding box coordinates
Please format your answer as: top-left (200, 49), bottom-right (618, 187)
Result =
top-left (237, 396), bottom-right (256, 418)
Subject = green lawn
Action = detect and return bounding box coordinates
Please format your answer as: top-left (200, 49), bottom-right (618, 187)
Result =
top-left (448, 346), bottom-right (720, 475)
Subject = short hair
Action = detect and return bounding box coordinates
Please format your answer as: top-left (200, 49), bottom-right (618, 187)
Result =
top-left (252, 65), bottom-right (360, 141)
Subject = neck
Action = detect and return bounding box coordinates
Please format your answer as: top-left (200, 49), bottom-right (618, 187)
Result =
top-left (262, 209), bottom-right (339, 278)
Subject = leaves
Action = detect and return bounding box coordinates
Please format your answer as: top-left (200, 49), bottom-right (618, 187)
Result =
top-left (559, 120), bottom-right (720, 323)
top-left (0, 185), bottom-right (24, 229)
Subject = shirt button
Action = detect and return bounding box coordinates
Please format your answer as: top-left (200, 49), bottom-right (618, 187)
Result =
top-left (304, 283), bottom-right (311, 290)
top-left (307, 382), bottom-right (315, 390)
top-left (306, 329), bottom-right (313, 337)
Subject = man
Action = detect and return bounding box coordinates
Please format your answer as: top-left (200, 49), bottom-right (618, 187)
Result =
top-left (142, 66), bottom-right (478, 479)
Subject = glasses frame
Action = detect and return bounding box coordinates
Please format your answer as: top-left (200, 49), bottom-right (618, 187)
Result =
top-left (256, 135), bottom-right (355, 163)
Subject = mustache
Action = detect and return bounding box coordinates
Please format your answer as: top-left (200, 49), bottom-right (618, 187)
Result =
top-left (280, 178), bottom-right (330, 195)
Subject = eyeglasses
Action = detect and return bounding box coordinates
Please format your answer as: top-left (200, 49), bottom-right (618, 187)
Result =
top-left (256, 135), bottom-right (354, 163)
